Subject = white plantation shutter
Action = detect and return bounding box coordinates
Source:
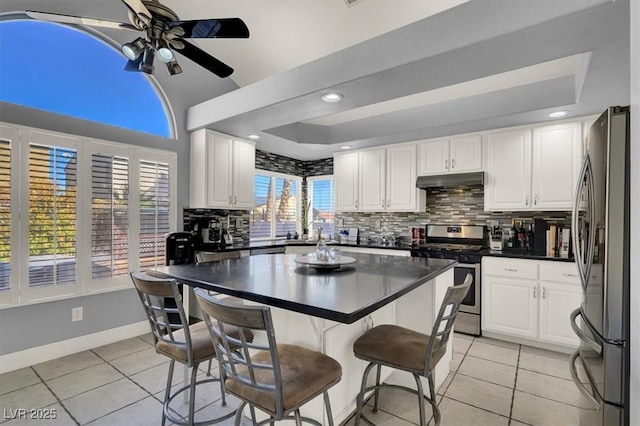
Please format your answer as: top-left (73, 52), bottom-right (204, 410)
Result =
top-left (309, 177), bottom-right (335, 237)
top-left (139, 159), bottom-right (171, 270)
top-left (0, 140), bottom-right (10, 291)
top-left (91, 153), bottom-right (129, 279)
top-left (28, 144), bottom-right (77, 287)
top-left (251, 174), bottom-right (272, 239)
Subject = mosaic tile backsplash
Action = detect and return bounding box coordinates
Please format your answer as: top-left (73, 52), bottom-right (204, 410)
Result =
top-left (337, 186), bottom-right (571, 242)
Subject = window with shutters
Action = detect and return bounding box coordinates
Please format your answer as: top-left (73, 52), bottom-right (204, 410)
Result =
top-left (91, 153), bottom-right (129, 281)
top-left (0, 139), bottom-right (10, 293)
top-left (308, 176), bottom-right (335, 238)
top-left (251, 172), bottom-right (301, 240)
top-left (0, 124), bottom-right (176, 306)
top-left (28, 144), bottom-right (77, 289)
top-left (139, 159), bottom-right (171, 270)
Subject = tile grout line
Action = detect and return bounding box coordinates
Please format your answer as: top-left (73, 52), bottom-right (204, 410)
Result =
top-left (29, 366), bottom-right (82, 426)
top-left (507, 344), bottom-right (521, 426)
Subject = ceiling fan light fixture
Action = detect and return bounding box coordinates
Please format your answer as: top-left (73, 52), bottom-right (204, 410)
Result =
top-left (121, 37), bottom-right (146, 60)
top-left (139, 48), bottom-right (155, 74)
top-left (166, 59), bottom-right (182, 75)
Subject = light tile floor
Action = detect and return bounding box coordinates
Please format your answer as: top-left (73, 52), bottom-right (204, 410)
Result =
top-left (0, 333), bottom-right (599, 425)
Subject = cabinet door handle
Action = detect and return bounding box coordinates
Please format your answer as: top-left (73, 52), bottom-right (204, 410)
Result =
top-left (444, 159), bottom-right (448, 170)
top-left (563, 273), bottom-right (578, 278)
top-left (387, 198), bottom-right (391, 208)
top-left (504, 268), bottom-right (518, 272)
top-left (533, 286), bottom-right (537, 298)
top-left (525, 194), bottom-right (529, 206)
top-left (228, 195), bottom-right (232, 205)
top-left (534, 194), bottom-right (538, 205)
top-left (234, 195), bottom-right (237, 205)
top-left (542, 287), bottom-right (547, 299)
top-left (382, 200), bottom-right (385, 208)
top-left (355, 200), bottom-right (359, 209)
top-left (451, 158), bottom-right (455, 169)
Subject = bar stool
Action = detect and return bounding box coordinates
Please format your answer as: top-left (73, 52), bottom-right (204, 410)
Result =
top-left (352, 274), bottom-right (472, 426)
top-left (130, 271), bottom-right (253, 426)
top-left (194, 288), bottom-right (343, 426)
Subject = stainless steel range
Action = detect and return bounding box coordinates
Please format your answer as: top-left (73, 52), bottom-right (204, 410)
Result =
top-left (410, 224), bottom-right (487, 336)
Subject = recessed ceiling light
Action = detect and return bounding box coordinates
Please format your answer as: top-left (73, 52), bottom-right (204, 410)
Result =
top-left (321, 93), bottom-right (343, 103)
top-left (548, 111), bottom-right (568, 118)
top-left (247, 134), bottom-right (260, 140)
top-left (340, 145), bottom-right (351, 150)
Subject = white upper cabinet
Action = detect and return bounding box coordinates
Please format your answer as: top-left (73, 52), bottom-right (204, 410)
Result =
top-left (531, 122), bottom-right (582, 210)
top-left (334, 151), bottom-right (359, 212)
top-left (485, 129), bottom-right (532, 211)
top-left (358, 148), bottom-right (386, 211)
top-left (334, 145), bottom-right (424, 213)
top-left (386, 145), bottom-right (419, 211)
top-left (418, 135), bottom-right (482, 175)
top-left (190, 129), bottom-right (255, 209)
top-left (485, 122), bottom-right (582, 211)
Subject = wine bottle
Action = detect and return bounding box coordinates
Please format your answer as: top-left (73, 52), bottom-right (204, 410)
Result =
top-left (508, 220), bottom-right (517, 248)
top-left (517, 221), bottom-right (526, 249)
top-left (526, 224), bottom-right (535, 251)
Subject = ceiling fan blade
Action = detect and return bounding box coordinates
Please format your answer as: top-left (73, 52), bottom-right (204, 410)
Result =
top-left (25, 10), bottom-right (138, 31)
top-left (121, 0), bottom-right (152, 26)
top-left (173, 39), bottom-right (233, 78)
top-left (168, 18), bottom-right (249, 39)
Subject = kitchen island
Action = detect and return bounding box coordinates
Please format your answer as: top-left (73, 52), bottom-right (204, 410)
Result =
top-left (150, 252), bottom-right (456, 424)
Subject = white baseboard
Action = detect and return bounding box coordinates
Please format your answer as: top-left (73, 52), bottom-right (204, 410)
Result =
top-left (0, 321), bottom-right (150, 374)
top-left (481, 330), bottom-right (575, 354)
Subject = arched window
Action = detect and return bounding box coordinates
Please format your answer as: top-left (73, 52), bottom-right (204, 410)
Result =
top-left (0, 19), bottom-right (173, 138)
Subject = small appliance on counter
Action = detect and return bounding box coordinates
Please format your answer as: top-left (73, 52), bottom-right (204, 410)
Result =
top-left (222, 228), bottom-right (233, 246)
top-left (490, 223), bottom-right (503, 251)
top-left (338, 228), bottom-right (359, 243)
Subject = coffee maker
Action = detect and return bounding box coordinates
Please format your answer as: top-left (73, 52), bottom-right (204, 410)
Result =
top-left (199, 218), bottom-right (222, 244)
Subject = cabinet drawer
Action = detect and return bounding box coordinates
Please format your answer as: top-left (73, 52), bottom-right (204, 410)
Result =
top-left (483, 257), bottom-right (538, 280)
top-left (539, 262), bottom-right (580, 284)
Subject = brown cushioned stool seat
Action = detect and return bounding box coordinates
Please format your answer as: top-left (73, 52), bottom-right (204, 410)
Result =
top-left (226, 343), bottom-right (342, 414)
top-left (353, 324), bottom-right (444, 373)
top-left (156, 321), bottom-right (254, 365)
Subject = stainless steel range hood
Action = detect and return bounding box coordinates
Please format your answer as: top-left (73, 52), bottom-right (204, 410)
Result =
top-left (416, 171), bottom-right (484, 189)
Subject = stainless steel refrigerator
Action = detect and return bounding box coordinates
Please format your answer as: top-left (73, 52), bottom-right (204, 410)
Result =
top-left (569, 106), bottom-right (630, 425)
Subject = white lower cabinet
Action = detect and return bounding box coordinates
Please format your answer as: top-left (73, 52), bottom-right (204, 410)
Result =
top-left (483, 276), bottom-right (538, 339)
top-left (482, 257), bottom-right (581, 348)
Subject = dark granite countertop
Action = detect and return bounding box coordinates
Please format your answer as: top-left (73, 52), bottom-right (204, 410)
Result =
top-left (197, 239), bottom-right (413, 253)
top-left (481, 249), bottom-right (575, 263)
top-left (150, 253), bottom-right (456, 324)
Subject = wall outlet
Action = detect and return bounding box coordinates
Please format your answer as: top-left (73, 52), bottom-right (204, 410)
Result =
top-left (72, 306), bottom-right (83, 322)
top-left (374, 219), bottom-right (381, 228)
top-left (235, 218), bottom-right (243, 228)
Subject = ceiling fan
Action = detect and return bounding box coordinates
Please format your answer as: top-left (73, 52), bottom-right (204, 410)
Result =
top-left (26, 0), bottom-right (249, 78)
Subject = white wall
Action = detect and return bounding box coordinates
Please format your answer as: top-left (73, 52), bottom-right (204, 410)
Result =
top-left (630, 1), bottom-right (639, 424)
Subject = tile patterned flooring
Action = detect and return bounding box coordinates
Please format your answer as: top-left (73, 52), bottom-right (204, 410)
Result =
top-left (1, 333), bottom-right (599, 425)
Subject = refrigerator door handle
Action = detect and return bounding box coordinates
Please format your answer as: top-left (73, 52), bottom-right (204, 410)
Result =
top-left (572, 155), bottom-right (591, 290)
top-left (569, 350), bottom-right (602, 410)
top-left (570, 308), bottom-right (602, 353)
top-left (583, 156), bottom-right (597, 287)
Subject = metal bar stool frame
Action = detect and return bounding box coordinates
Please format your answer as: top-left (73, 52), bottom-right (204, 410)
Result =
top-left (353, 274), bottom-right (472, 426)
top-left (130, 271), bottom-right (236, 426)
top-left (195, 288), bottom-right (341, 426)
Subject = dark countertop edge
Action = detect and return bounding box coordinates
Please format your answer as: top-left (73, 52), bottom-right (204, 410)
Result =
top-left (197, 240), bottom-right (413, 253)
top-left (482, 250), bottom-right (575, 263)
top-left (148, 259), bottom-right (457, 324)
